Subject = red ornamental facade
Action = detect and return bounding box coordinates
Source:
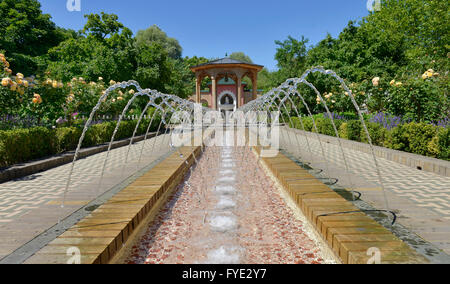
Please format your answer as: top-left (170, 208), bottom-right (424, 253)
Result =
top-left (189, 58), bottom-right (264, 113)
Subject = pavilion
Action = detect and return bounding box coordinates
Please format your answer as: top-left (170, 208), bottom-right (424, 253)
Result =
top-left (189, 58), bottom-right (264, 113)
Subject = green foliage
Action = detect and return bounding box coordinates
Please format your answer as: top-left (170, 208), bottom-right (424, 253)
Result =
top-left (384, 122), bottom-right (441, 157)
top-left (0, 126), bottom-right (53, 167)
top-left (229, 52), bottom-right (253, 64)
top-left (346, 120), bottom-right (362, 142)
top-left (0, 0), bottom-right (70, 75)
top-left (314, 118), bottom-right (342, 137)
top-left (360, 122), bottom-right (388, 147)
top-left (338, 123), bottom-right (348, 139)
top-left (260, 0), bottom-right (449, 122)
top-left (289, 116), bottom-right (448, 160)
top-left (436, 128), bottom-right (450, 160)
top-left (82, 13), bottom-right (125, 40)
top-left (0, 118), bottom-right (161, 168)
top-left (136, 25), bottom-right (182, 60)
top-left (274, 36), bottom-right (309, 79)
top-left (55, 127), bottom-right (82, 153)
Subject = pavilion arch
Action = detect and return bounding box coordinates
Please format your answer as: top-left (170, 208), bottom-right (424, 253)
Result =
top-left (190, 58), bottom-right (263, 110)
top-left (217, 90), bottom-right (237, 113)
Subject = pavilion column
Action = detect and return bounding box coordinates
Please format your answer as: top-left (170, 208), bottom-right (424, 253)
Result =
top-left (252, 72), bottom-right (258, 101)
top-left (211, 76), bottom-right (217, 110)
top-left (195, 77), bottom-right (201, 104)
top-left (237, 76), bottom-right (242, 108)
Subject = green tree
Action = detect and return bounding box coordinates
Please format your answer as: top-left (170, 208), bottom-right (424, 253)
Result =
top-left (136, 25), bottom-right (182, 59)
top-left (274, 35), bottom-right (309, 78)
top-left (0, 0), bottom-right (68, 75)
top-left (229, 52), bottom-right (253, 63)
top-left (46, 13), bottom-right (136, 83)
top-left (82, 12), bottom-right (125, 40)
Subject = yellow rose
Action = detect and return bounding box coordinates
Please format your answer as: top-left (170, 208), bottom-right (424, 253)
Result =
top-left (1, 78), bottom-right (10, 87)
top-left (67, 94), bottom-right (74, 103)
top-left (33, 93), bottom-right (42, 104)
top-left (16, 73), bottom-right (24, 79)
top-left (52, 81), bottom-right (58, 88)
top-left (390, 80), bottom-right (395, 86)
top-left (422, 73), bottom-right (428, 79)
top-left (10, 82), bottom-right (17, 91)
top-left (129, 89), bottom-right (135, 95)
top-left (117, 96), bottom-right (124, 101)
top-left (110, 80), bottom-right (116, 85)
top-left (98, 77), bottom-right (103, 81)
top-left (433, 72), bottom-right (439, 77)
top-left (372, 77), bottom-right (380, 87)
top-left (395, 82), bottom-right (403, 87)
top-left (426, 71), bottom-right (433, 78)
top-left (23, 80), bottom-right (29, 87)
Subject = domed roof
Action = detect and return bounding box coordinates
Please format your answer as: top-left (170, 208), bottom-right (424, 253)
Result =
top-left (190, 58), bottom-right (263, 71)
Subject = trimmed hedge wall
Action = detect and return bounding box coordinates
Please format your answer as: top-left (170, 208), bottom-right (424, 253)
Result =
top-left (0, 118), bottom-right (161, 168)
top-left (289, 117), bottom-right (450, 161)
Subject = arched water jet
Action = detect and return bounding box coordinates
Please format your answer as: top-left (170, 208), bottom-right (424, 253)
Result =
top-left (61, 81), bottom-right (204, 210)
top-left (238, 66), bottom-right (392, 219)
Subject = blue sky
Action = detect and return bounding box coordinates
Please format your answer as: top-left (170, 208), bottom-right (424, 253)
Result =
top-left (39, 0), bottom-right (370, 70)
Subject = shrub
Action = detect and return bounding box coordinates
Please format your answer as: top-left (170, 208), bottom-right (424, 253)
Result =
top-left (346, 120), bottom-right (362, 141)
top-left (0, 117), bottom-right (161, 168)
top-left (289, 117), bottom-right (300, 129)
top-left (437, 127), bottom-right (450, 160)
top-left (315, 118), bottom-right (342, 137)
top-left (403, 122), bottom-right (439, 156)
top-left (361, 122), bottom-right (388, 147)
top-left (55, 127), bottom-right (82, 153)
top-left (289, 115), bottom-right (448, 161)
top-left (0, 127), bottom-right (53, 167)
top-left (339, 123), bottom-right (348, 139)
top-left (302, 117), bottom-right (314, 132)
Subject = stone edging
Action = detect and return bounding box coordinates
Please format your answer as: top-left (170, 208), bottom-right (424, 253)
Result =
top-left (23, 146), bottom-right (202, 264)
top-left (255, 147), bottom-right (429, 264)
top-left (0, 133), bottom-right (159, 183)
top-left (286, 127), bottom-right (450, 177)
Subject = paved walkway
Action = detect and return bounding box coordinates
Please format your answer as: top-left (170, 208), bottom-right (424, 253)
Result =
top-left (282, 128), bottom-right (450, 256)
top-left (0, 134), bottom-right (172, 260)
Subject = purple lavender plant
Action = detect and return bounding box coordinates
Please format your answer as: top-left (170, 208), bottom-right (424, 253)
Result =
top-left (323, 112), bottom-right (346, 121)
top-left (369, 112), bottom-right (404, 130)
